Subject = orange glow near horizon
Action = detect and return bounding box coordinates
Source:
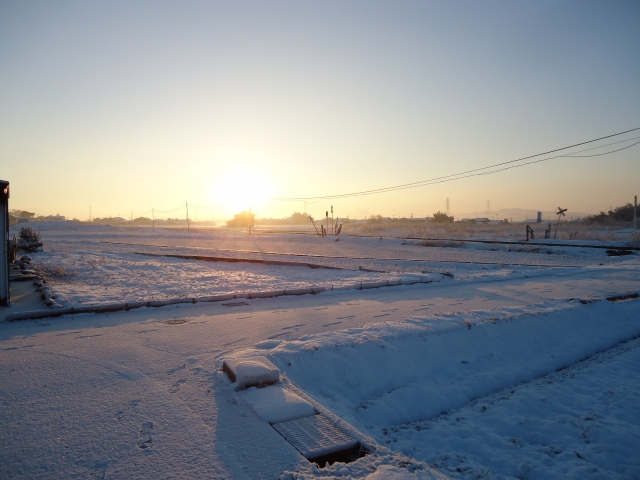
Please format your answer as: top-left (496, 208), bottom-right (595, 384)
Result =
top-left (211, 168), bottom-right (275, 216)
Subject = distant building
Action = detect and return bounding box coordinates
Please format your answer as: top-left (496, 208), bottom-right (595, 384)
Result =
top-left (474, 218), bottom-right (490, 223)
top-left (41, 213), bottom-right (66, 221)
top-left (226, 211), bottom-right (255, 228)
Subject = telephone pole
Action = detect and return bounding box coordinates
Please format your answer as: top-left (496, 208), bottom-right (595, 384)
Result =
top-left (634, 195), bottom-right (637, 230)
top-left (446, 198), bottom-right (450, 214)
top-left (186, 202), bottom-right (190, 231)
top-left (331, 205), bottom-right (334, 234)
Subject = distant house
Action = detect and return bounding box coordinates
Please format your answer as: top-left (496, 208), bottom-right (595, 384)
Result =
top-left (226, 211), bottom-right (255, 228)
top-left (41, 213), bottom-right (66, 221)
top-left (474, 218), bottom-right (490, 224)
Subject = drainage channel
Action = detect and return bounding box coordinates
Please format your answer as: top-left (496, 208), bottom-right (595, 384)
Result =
top-left (273, 414), bottom-right (368, 467)
top-left (133, 252), bottom-right (348, 270)
top-left (100, 242), bottom-right (584, 268)
top-left (223, 356), bottom-right (370, 468)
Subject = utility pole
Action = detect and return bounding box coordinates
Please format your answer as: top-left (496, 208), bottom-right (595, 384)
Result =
top-left (331, 205), bottom-right (334, 234)
top-left (152, 208), bottom-right (155, 231)
top-left (634, 195), bottom-right (637, 230)
top-left (89, 205), bottom-right (92, 222)
top-left (446, 198), bottom-right (450, 214)
top-left (486, 200), bottom-right (490, 217)
top-left (326, 210), bottom-right (329, 237)
top-left (186, 202), bottom-right (190, 231)
top-left (131, 211), bottom-right (133, 227)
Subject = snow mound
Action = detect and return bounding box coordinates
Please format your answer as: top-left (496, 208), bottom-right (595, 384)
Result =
top-left (242, 385), bottom-right (315, 424)
top-left (223, 355), bottom-right (280, 390)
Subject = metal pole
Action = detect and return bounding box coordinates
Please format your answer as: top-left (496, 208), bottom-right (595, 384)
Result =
top-left (331, 205), bottom-right (334, 235)
top-left (152, 208), bottom-right (155, 231)
top-left (186, 203), bottom-right (190, 231)
top-left (634, 195), bottom-right (637, 230)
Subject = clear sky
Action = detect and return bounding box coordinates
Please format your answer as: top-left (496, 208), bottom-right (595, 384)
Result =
top-left (1, 0), bottom-right (639, 221)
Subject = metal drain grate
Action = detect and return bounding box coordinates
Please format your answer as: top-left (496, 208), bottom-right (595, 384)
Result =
top-left (273, 414), bottom-right (358, 461)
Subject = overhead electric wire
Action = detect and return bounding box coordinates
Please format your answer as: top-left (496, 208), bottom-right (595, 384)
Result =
top-left (559, 140), bottom-right (640, 158)
top-left (271, 127), bottom-right (640, 202)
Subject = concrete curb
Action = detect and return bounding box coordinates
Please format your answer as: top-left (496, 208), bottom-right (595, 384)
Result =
top-left (3, 275), bottom-right (440, 322)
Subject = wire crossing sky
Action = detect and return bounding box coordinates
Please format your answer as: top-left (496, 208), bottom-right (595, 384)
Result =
top-left (271, 129), bottom-right (640, 201)
top-left (1, 1), bottom-right (639, 220)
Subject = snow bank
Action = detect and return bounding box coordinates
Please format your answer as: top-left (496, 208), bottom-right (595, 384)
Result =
top-left (263, 297), bottom-right (640, 430)
top-left (384, 335), bottom-right (640, 479)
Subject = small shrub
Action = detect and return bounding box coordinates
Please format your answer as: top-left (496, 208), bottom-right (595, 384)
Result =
top-left (41, 266), bottom-right (75, 280)
top-left (432, 211), bottom-right (454, 223)
top-left (17, 227), bottom-right (43, 252)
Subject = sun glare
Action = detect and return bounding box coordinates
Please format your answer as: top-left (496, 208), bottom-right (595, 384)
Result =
top-left (212, 169), bottom-right (274, 216)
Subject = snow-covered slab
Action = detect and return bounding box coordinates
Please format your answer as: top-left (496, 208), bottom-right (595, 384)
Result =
top-left (223, 356), bottom-right (280, 390)
top-left (242, 385), bottom-right (316, 424)
top-left (273, 414), bottom-right (358, 460)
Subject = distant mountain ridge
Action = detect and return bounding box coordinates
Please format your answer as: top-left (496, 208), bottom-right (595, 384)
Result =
top-left (453, 208), bottom-right (592, 222)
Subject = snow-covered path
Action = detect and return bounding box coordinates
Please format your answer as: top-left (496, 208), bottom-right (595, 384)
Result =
top-left (1, 257), bottom-right (639, 479)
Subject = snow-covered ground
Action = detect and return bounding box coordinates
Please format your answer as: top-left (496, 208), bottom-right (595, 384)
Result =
top-left (2, 222), bottom-right (639, 479)
top-left (261, 296), bottom-right (640, 479)
top-left (11, 222), bottom-right (635, 307)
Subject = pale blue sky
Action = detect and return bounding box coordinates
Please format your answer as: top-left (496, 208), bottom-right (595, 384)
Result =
top-left (1, 0), bottom-right (639, 220)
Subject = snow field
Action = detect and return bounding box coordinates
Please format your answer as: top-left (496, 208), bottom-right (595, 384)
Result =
top-left (17, 223), bottom-right (634, 309)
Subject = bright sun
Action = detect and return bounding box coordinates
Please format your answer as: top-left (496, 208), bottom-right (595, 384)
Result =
top-left (212, 168), bottom-right (274, 216)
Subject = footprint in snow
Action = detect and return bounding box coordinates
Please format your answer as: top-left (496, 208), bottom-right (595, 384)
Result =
top-left (88, 463), bottom-right (107, 479)
top-left (166, 364), bottom-right (186, 375)
top-left (169, 379), bottom-right (186, 393)
top-left (114, 399), bottom-right (141, 420)
top-left (138, 421), bottom-right (153, 449)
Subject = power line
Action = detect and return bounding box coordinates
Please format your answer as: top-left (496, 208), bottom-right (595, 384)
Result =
top-left (559, 141), bottom-right (640, 158)
top-left (271, 128), bottom-right (640, 202)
